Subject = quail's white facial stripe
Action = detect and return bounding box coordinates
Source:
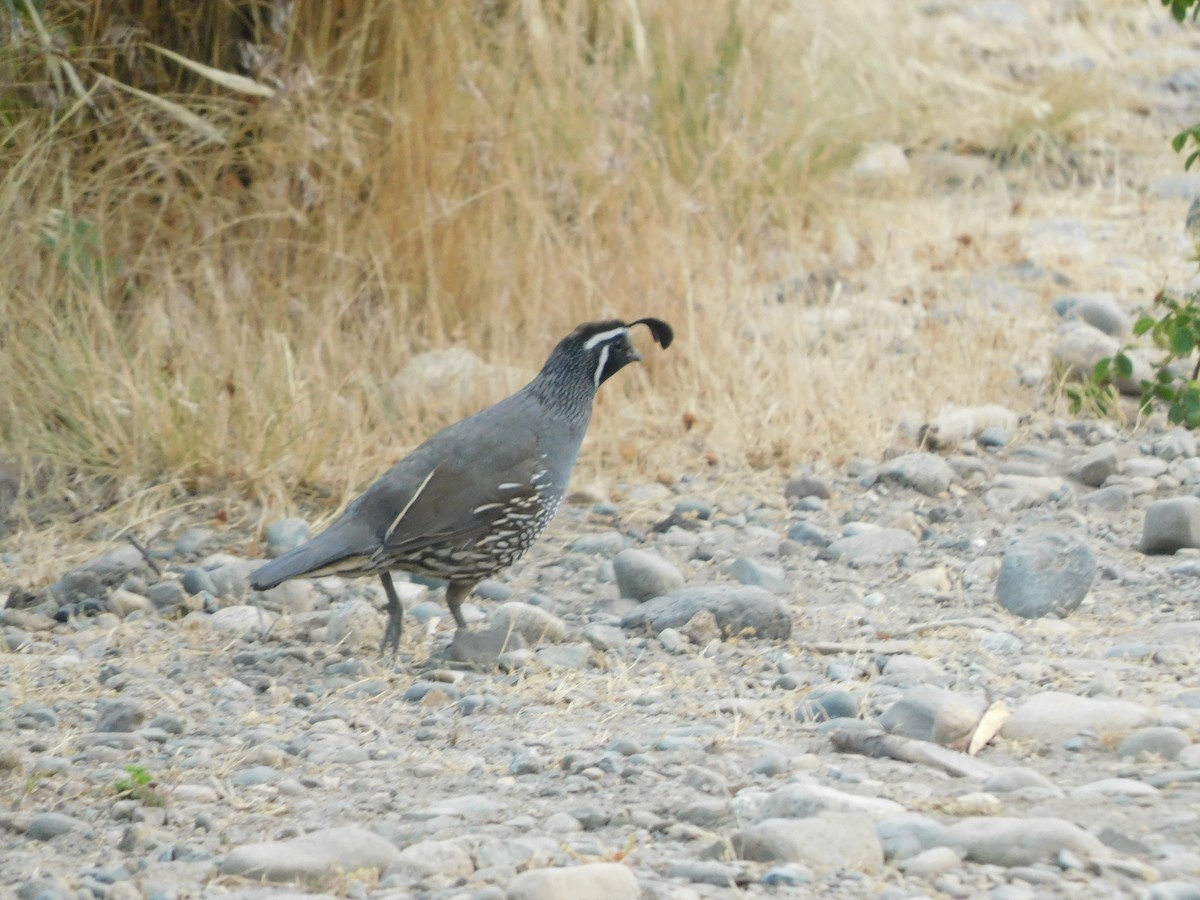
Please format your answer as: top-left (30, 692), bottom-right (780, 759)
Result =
top-left (593, 344), bottom-right (610, 387)
top-left (583, 327), bottom-right (629, 350)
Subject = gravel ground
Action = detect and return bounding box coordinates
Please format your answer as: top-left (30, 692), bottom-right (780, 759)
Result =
top-left (5, 406), bottom-right (1200, 900)
top-left (9, 4), bottom-right (1200, 899)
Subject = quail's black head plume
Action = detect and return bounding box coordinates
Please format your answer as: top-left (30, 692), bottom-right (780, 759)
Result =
top-left (250, 317), bottom-right (674, 656)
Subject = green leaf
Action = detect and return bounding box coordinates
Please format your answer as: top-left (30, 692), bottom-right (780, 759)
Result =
top-left (1093, 357), bottom-right (1112, 381)
top-left (1134, 315), bottom-right (1156, 336)
top-left (1114, 352), bottom-right (1134, 380)
top-left (1175, 130), bottom-right (1191, 153)
top-left (1172, 329), bottom-right (1196, 355)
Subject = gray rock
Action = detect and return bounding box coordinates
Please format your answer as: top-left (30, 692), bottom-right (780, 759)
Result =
top-left (759, 781), bottom-right (904, 820)
top-left (1142, 497), bottom-right (1200, 554)
top-left (264, 518), bottom-right (311, 557)
top-left (995, 533), bottom-right (1095, 619)
top-left (946, 816), bottom-right (1106, 867)
top-left (27, 812), bottom-right (91, 841)
top-left (1155, 430), bottom-right (1198, 461)
top-left (1118, 726), bottom-right (1192, 761)
top-left (207, 605), bottom-right (277, 636)
top-left (1069, 444), bottom-right (1121, 487)
top-left (384, 839), bottom-right (473, 883)
top-left (144, 580), bottom-right (187, 612)
top-left (729, 814), bottom-right (883, 872)
top-left (1081, 484), bottom-right (1133, 512)
top-left (181, 567), bottom-right (218, 596)
top-left (786, 521), bottom-right (828, 546)
top-left (490, 602), bottom-right (570, 645)
top-left (620, 585), bottom-right (792, 641)
top-left (444, 625), bottom-right (527, 670)
top-left (785, 476), bottom-right (832, 501)
top-left (219, 825), bottom-right (399, 882)
top-left (1002, 691), bottom-right (1156, 743)
top-left (506, 863), bottom-right (640, 900)
top-left (982, 767), bottom-right (1058, 793)
top-left (796, 688), bottom-right (858, 722)
top-left (876, 685), bottom-right (986, 746)
top-left (897, 846), bottom-right (962, 879)
top-left (95, 700), bottom-right (144, 733)
top-left (107, 588), bottom-right (154, 618)
top-left (875, 453), bottom-right (955, 496)
top-left (1150, 882), bottom-right (1200, 900)
top-left (1054, 293), bottom-right (1130, 337)
top-left (877, 814), bottom-right (950, 861)
top-left (985, 474), bottom-right (1074, 512)
top-left (613, 549), bottom-right (684, 601)
top-left (730, 558), bottom-right (788, 592)
top-left (821, 528), bottom-right (916, 565)
top-left (666, 859), bottom-right (742, 887)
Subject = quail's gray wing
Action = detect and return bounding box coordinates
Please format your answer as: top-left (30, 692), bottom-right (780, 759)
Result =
top-left (371, 420), bottom-right (544, 556)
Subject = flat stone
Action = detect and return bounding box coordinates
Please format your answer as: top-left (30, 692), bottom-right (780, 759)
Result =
top-left (95, 700), bottom-right (144, 733)
top-left (875, 453), bottom-right (955, 496)
top-left (27, 812), bottom-right (91, 841)
top-left (1002, 691), bottom-right (1156, 743)
top-left (898, 846), bottom-right (963, 879)
top-left (444, 626), bottom-right (527, 670)
top-left (108, 588), bottom-right (155, 618)
top-left (1070, 444), bottom-right (1121, 487)
top-left (995, 533), bottom-right (1095, 619)
top-left (877, 814), bottom-right (950, 861)
top-left (384, 839), bottom-right (473, 882)
top-left (729, 814), bottom-right (883, 872)
top-left (613, 549), bottom-right (685, 601)
top-left (785, 476), bottom-right (832, 501)
top-left (821, 528), bottom-right (916, 565)
top-left (982, 767), bottom-right (1058, 793)
top-left (1054, 293), bottom-right (1130, 337)
top-left (487, 602), bottom-right (567, 645)
top-left (1118, 726), bottom-right (1192, 761)
top-left (620, 585), bottom-right (791, 641)
top-left (219, 825), bottom-right (399, 882)
top-left (946, 816), bottom-right (1106, 867)
top-left (759, 780), bottom-right (905, 819)
top-left (730, 558), bottom-right (788, 592)
top-left (1142, 497), bottom-right (1200, 554)
top-left (206, 605), bottom-right (277, 636)
top-left (876, 685), bottom-right (986, 746)
top-left (505, 863), bottom-right (640, 900)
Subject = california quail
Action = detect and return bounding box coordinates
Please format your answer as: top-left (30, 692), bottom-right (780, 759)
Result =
top-left (250, 317), bottom-right (673, 656)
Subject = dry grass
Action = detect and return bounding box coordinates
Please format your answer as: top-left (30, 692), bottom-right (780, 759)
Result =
top-left (0, 0), bottom-right (1189, 549)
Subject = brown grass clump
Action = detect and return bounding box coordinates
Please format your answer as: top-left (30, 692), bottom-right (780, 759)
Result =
top-left (0, 0), bottom-right (1175, 543)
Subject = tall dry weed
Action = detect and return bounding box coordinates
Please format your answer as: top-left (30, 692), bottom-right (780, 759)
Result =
top-left (0, 0), bottom-right (1136, 535)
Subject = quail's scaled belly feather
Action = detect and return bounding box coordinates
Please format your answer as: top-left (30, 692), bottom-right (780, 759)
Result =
top-left (249, 317), bottom-right (673, 656)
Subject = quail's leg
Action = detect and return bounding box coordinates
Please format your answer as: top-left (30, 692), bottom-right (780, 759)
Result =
top-left (444, 580), bottom-right (475, 630)
top-left (379, 571), bottom-right (405, 657)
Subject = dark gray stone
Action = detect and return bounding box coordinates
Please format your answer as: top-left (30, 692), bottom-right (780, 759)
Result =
top-left (95, 700), bottom-right (144, 733)
top-left (620, 585), bottom-right (792, 641)
top-left (995, 533), bottom-right (1095, 619)
top-left (613, 549), bottom-right (684, 601)
top-left (875, 453), bottom-right (955, 496)
top-left (1142, 497), bottom-right (1200, 554)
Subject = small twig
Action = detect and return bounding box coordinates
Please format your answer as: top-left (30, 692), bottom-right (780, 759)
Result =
top-left (887, 617), bottom-right (1007, 638)
top-left (125, 534), bottom-right (162, 578)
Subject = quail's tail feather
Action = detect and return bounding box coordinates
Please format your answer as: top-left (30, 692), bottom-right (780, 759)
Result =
top-left (249, 524), bottom-right (370, 590)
